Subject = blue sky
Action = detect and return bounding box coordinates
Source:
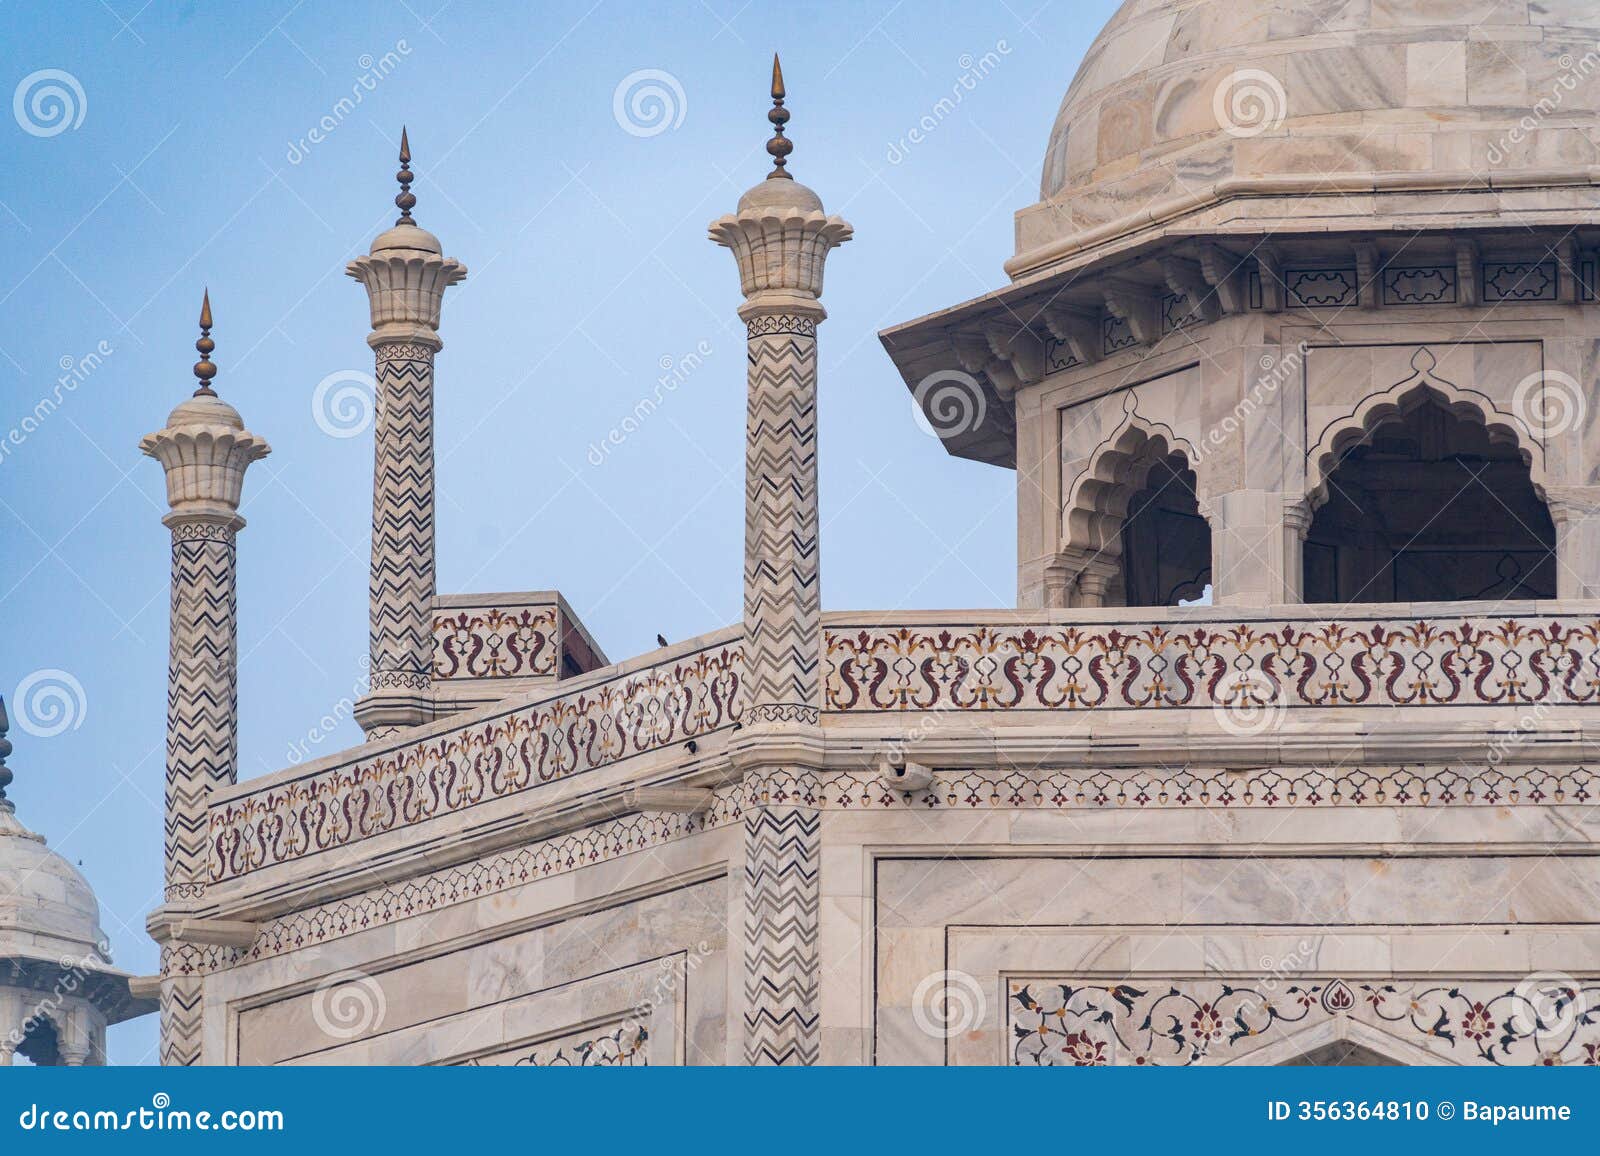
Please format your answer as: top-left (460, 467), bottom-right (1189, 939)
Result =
top-left (0, 0), bottom-right (1117, 1063)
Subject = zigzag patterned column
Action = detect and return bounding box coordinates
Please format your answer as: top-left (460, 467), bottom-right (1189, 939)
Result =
top-left (741, 779), bottom-right (821, 1064)
top-left (742, 314), bottom-right (822, 722)
top-left (711, 69), bottom-right (851, 1064)
top-left (141, 296), bottom-right (270, 1066)
top-left (347, 146), bottom-right (465, 739)
top-left (362, 337), bottom-right (440, 737)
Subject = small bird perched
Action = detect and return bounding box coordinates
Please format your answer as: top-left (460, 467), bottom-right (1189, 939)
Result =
top-left (656, 633), bottom-right (669, 648)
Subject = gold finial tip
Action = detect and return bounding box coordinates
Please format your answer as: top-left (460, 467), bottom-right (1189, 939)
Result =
top-left (395, 127), bottom-right (417, 225)
top-left (193, 287), bottom-right (217, 397)
top-left (766, 55), bottom-right (792, 179)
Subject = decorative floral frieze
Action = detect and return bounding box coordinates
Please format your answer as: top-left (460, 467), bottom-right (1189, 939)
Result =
top-left (824, 617), bottom-right (1600, 713)
top-left (1010, 978), bottom-right (1600, 1066)
top-left (208, 642), bottom-right (745, 882)
top-left (432, 603), bottom-right (560, 681)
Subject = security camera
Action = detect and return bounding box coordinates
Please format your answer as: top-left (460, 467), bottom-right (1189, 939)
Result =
top-left (877, 757), bottom-right (934, 792)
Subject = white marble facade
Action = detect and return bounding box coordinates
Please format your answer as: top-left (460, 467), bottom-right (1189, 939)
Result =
top-left (144, 2), bottom-right (1600, 1066)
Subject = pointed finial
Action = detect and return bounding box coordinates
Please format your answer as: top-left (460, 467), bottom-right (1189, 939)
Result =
top-left (0, 696), bottom-right (13, 808)
top-left (766, 54), bottom-right (792, 180)
top-left (395, 126), bottom-right (417, 225)
top-left (193, 288), bottom-right (217, 397)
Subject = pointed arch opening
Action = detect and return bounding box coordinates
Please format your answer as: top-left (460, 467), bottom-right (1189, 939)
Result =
top-left (1304, 390), bottom-right (1555, 604)
top-left (1062, 418), bottom-right (1212, 607)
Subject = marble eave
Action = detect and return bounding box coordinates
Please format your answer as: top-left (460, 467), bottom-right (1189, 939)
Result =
top-left (0, 954), bottom-right (158, 1024)
top-left (881, 199), bottom-right (1600, 468)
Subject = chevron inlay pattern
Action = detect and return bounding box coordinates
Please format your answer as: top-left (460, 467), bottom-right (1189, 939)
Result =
top-left (743, 314), bottom-right (822, 726)
top-left (165, 523), bottom-right (238, 901)
top-left (368, 340), bottom-right (437, 732)
top-left (159, 967), bottom-right (203, 1068)
top-left (742, 796), bottom-right (821, 1065)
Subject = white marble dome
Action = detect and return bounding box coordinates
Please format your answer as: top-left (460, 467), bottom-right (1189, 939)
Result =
top-left (0, 802), bottom-right (109, 966)
top-left (1017, 0), bottom-right (1600, 269)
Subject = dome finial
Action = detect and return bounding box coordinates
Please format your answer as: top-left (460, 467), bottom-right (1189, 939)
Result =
top-left (766, 53), bottom-right (792, 180)
top-left (193, 288), bottom-right (217, 398)
top-left (395, 126), bottom-right (417, 225)
top-left (0, 695), bottom-right (13, 811)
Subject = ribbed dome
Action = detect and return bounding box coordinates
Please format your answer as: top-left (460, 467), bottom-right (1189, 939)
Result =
top-left (1024, 0), bottom-right (1600, 262)
top-left (0, 803), bottom-right (109, 966)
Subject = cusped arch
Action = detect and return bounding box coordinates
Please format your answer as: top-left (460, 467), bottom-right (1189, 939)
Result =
top-left (1306, 347), bottom-right (1548, 510)
top-left (1063, 409), bottom-right (1205, 555)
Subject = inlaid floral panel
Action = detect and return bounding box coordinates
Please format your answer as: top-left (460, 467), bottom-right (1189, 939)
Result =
top-left (432, 602), bottom-right (560, 681)
top-left (1010, 978), bottom-right (1600, 1066)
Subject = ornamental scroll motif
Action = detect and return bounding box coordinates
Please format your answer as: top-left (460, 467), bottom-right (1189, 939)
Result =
top-left (824, 618), bottom-right (1600, 713)
top-left (1010, 978), bottom-right (1600, 1067)
top-left (208, 640), bottom-right (744, 882)
top-left (432, 604), bottom-right (560, 680)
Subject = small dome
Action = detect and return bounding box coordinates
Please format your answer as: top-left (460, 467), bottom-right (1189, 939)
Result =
top-left (370, 221), bottom-right (443, 255)
top-left (1022, 0), bottom-right (1600, 262)
top-left (738, 176), bottom-right (824, 214)
top-left (165, 391), bottom-right (244, 431)
top-left (0, 804), bottom-right (109, 966)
